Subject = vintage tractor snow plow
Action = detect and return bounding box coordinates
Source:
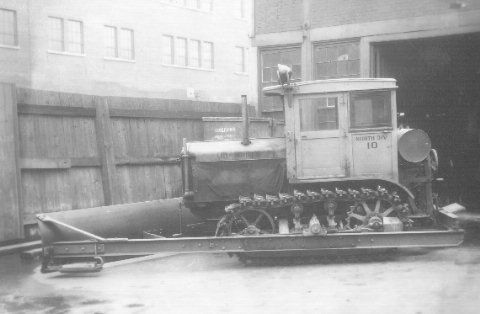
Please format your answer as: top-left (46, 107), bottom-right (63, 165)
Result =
top-left (38, 77), bottom-right (464, 273)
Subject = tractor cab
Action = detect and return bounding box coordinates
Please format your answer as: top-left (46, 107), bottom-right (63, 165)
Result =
top-left (265, 79), bottom-right (406, 185)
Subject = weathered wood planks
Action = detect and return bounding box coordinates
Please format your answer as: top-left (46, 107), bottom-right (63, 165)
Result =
top-left (0, 84), bottom-right (22, 241)
top-left (7, 87), bottom-right (246, 238)
top-left (95, 98), bottom-right (119, 205)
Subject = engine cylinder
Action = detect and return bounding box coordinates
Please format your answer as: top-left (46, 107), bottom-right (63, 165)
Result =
top-left (397, 128), bottom-right (432, 163)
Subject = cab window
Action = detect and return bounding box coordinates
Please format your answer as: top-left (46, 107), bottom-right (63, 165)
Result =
top-left (299, 97), bottom-right (338, 131)
top-left (350, 91), bottom-right (391, 129)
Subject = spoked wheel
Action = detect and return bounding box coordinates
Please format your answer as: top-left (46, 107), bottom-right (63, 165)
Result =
top-left (216, 208), bottom-right (275, 236)
top-left (347, 198), bottom-right (399, 229)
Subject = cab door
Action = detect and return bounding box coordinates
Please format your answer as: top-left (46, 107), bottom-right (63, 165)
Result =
top-left (293, 93), bottom-right (348, 179)
top-left (349, 90), bottom-right (397, 180)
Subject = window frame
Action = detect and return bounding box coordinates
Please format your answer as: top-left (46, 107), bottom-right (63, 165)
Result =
top-left (313, 40), bottom-right (360, 80)
top-left (184, 0), bottom-right (201, 10)
top-left (103, 25), bottom-right (135, 61)
top-left (235, 46), bottom-right (247, 74)
top-left (189, 39), bottom-right (201, 68)
top-left (161, 0), bottom-right (213, 12)
top-left (104, 25), bottom-right (118, 59)
top-left (260, 48), bottom-right (302, 84)
top-left (299, 96), bottom-right (339, 132)
top-left (65, 19), bottom-right (84, 54)
top-left (48, 16), bottom-right (64, 52)
top-left (258, 45), bottom-right (302, 114)
top-left (162, 34), bottom-right (214, 70)
top-left (162, 35), bottom-right (175, 65)
top-left (175, 36), bottom-right (188, 66)
top-left (119, 27), bottom-right (135, 60)
top-left (48, 16), bottom-right (84, 55)
top-left (202, 41), bottom-right (214, 69)
top-left (0, 8), bottom-right (18, 47)
top-left (349, 90), bottom-right (393, 131)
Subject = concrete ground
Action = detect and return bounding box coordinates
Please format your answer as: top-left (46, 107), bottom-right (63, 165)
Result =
top-left (1, 227), bottom-right (480, 314)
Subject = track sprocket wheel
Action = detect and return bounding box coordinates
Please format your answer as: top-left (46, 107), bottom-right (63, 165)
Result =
top-left (347, 197), bottom-right (400, 229)
top-left (215, 208), bottom-right (275, 236)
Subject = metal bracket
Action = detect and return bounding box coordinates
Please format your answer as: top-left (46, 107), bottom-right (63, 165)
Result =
top-left (37, 214), bottom-right (106, 242)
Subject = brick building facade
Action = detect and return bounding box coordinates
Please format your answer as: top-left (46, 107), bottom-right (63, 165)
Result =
top-left (0, 0), bottom-right (256, 104)
top-left (253, 0), bottom-right (480, 117)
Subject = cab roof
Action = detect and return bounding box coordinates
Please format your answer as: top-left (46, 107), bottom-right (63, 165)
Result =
top-left (263, 78), bottom-right (397, 96)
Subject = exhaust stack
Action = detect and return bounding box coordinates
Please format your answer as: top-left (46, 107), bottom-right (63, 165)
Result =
top-left (241, 95), bottom-right (251, 145)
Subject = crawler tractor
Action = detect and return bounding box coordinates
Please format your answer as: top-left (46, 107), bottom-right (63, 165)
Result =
top-left (38, 76), bottom-right (464, 273)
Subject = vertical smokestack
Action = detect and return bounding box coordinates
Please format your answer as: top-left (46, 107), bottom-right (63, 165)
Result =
top-left (241, 95), bottom-right (250, 145)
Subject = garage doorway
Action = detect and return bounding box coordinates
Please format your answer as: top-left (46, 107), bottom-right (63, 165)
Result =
top-left (373, 33), bottom-right (480, 208)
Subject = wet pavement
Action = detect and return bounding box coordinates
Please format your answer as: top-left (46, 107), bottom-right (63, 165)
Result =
top-left (1, 228), bottom-right (480, 314)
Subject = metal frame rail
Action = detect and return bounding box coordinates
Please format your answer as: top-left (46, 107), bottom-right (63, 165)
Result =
top-left (40, 220), bottom-right (463, 273)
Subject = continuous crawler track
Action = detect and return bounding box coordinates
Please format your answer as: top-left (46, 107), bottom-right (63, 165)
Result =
top-left (216, 186), bottom-right (411, 236)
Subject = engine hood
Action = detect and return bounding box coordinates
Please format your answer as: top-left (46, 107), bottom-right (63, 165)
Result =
top-left (185, 138), bottom-right (286, 162)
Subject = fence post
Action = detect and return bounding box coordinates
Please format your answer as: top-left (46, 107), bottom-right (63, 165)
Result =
top-left (95, 97), bottom-right (119, 205)
top-left (0, 83), bottom-right (22, 241)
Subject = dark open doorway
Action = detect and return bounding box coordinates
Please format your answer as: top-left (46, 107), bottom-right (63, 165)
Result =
top-left (374, 33), bottom-right (480, 208)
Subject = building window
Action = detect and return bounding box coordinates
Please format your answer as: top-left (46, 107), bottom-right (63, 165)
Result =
top-left (104, 26), bottom-right (116, 58)
top-left (259, 47), bottom-right (301, 114)
top-left (184, 0), bottom-right (200, 9)
top-left (261, 50), bottom-right (301, 84)
top-left (235, 46), bottom-right (246, 73)
top-left (48, 17), bottom-right (63, 51)
top-left (0, 8), bottom-right (17, 46)
top-left (176, 37), bottom-right (187, 66)
top-left (48, 17), bottom-right (84, 54)
top-left (163, 35), bottom-right (174, 64)
top-left (189, 39), bottom-right (201, 67)
top-left (163, 0), bottom-right (212, 11)
top-left (163, 35), bottom-right (213, 69)
top-left (119, 28), bottom-right (134, 60)
top-left (104, 26), bottom-right (134, 60)
top-left (66, 20), bottom-right (83, 54)
top-left (203, 41), bottom-right (214, 69)
top-left (314, 41), bottom-right (359, 79)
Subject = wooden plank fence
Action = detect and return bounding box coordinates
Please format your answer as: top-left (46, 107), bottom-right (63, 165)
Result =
top-left (0, 83), bottom-right (249, 241)
top-left (0, 84), bottom-right (22, 241)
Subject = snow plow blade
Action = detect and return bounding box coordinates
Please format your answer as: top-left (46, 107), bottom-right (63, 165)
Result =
top-left (37, 198), bottom-right (203, 245)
